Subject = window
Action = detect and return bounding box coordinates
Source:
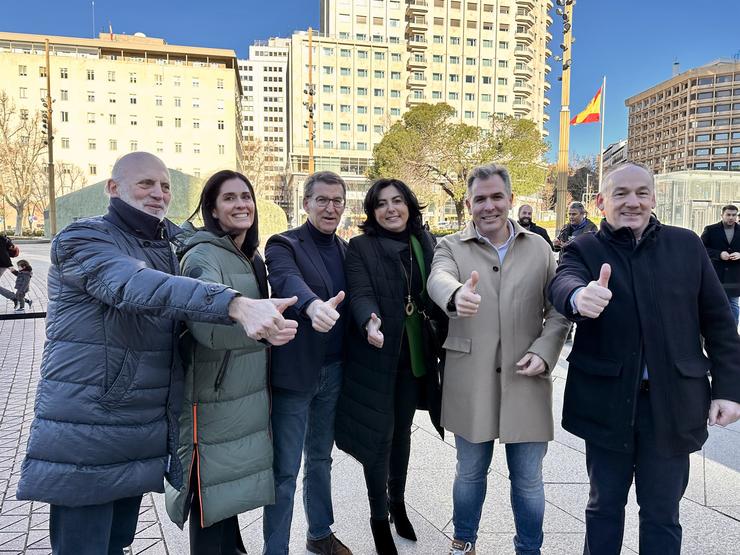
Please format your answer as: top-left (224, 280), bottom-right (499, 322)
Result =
top-left (391, 71), bottom-right (401, 80)
top-left (358, 106), bottom-right (368, 114)
top-left (89, 165), bottom-right (97, 176)
top-left (155, 96), bottom-right (163, 107)
top-left (358, 69), bottom-right (368, 78)
top-left (358, 87), bottom-right (368, 96)
top-left (433, 73), bottom-right (443, 81)
top-left (340, 104), bottom-right (351, 113)
top-left (467, 38), bottom-right (477, 46)
top-left (323, 85), bottom-right (334, 93)
top-left (482, 93), bottom-right (492, 102)
top-left (450, 56), bottom-right (460, 64)
top-left (154, 74), bottom-right (163, 86)
top-left (499, 41), bottom-right (509, 49)
top-left (340, 49), bottom-right (351, 58)
top-left (482, 58), bottom-right (493, 67)
top-left (88, 139), bottom-right (96, 150)
top-left (175, 117), bottom-right (182, 128)
top-left (450, 37), bottom-right (460, 45)
top-left (18, 87), bottom-right (28, 99)
top-left (498, 60), bottom-right (509, 68)
top-left (323, 122), bottom-right (334, 130)
top-left (60, 111), bottom-right (69, 122)
top-left (340, 141), bottom-right (350, 150)
top-left (175, 143), bottom-right (182, 153)
top-left (391, 53), bottom-right (402, 62)
top-left (130, 140), bottom-right (138, 150)
top-left (174, 76), bottom-right (181, 87)
top-left (713, 147), bottom-right (728, 155)
top-left (60, 68), bottom-right (68, 79)
top-left (193, 144), bottom-right (201, 154)
top-left (174, 97), bottom-right (182, 107)
top-left (497, 95), bottom-right (507, 102)
top-left (695, 134), bottom-right (710, 142)
top-left (714, 133), bottom-right (729, 140)
top-left (340, 67), bottom-right (351, 76)
top-left (357, 142), bottom-right (368, 150)
top-left (129, 72), bottom-right (137, 84)
top-left (193, 119), bottom-right (200, 129)
top-left (130, 95), bottom-right (137, 105)
top-left (449, 92), bottom-right (459, 100)
top-left (497, 77), bottom-right (508, 85)
top-left (39, 66), bottom-right (47, 78)
top-left (130, 115), bottom-right (138, 126)
top-left (218, 144), bottom-right (225, 155)
top-left (156, 117), bottom-right (164, 128)
top-left (465, 110), bottom-right (474, 118)
top-left (374, 107), bottom-right (384, 115)
top-left (358, 50), bottom-right (368, 59)
top-left (465, 93), bottom-right (475, 101)
top-left (340, 86), bottom-right (351, 94)
top-left (374, 88), bottom-right (385, 97)
top-left (323, 66), bottom-right (334, 75)
top-left (87, 112), bottom-right (95, 124)
top-left (483, 39), bottom-right (493, 47)
top-left (466, 58), bottom-right (476, 66)
top-left (192, 98), bottom-right (200, 109)
top-left (481, 76), bottom-right (491, 84)
top-left (374, 52), bottom-right (385, 60)
top-left (391, 89), bottom-right (401, 98)
top-left (374, 70), bottom-right (385, 78)
top-left (87, 69), bottom-right (95, 80)
top-left (61, 137), bottom-right (69, 148)
top-left (18, 65), bottom-right (27, 76)
top-left (450, 74), bottom-right (459, 82)
top-left (109, 139), bottom-right (118, 151)
top-left (340, 123), bottom-right (350, 131)
top-left (357, 124), bottom-right (368, 132)
top-left (323, 103), bottom-right (334, 112)
top-left (434, 35), bottom-right (444, 44)
top-left (192, 78), bottom-right (200, 87)
top-left (432, 91), bottom-right (442, 99)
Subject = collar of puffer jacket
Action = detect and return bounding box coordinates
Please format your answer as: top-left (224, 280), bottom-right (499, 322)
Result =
top-left (104, 198), bottom-right (178, 241)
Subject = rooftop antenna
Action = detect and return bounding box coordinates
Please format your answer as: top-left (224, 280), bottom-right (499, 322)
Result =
top-left (672, 58), bottom-right (680, 77)
top-left (91, 1), bottom-right (96, 38)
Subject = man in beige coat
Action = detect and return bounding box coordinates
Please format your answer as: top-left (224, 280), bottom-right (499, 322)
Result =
top-left (428, 163), bottom-right (569, 555)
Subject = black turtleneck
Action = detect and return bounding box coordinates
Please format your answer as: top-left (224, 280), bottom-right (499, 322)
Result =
top-left (105, 197), bottom-right (167, 240)
top-left (306, 220), bottom-right (346, 363)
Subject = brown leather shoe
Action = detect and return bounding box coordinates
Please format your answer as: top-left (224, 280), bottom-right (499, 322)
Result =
top-left (306, 533), bottom-right (353, 555)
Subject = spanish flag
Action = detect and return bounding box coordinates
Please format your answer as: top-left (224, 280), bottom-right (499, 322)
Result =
top-left (570, 86), bottom-right (602, 125)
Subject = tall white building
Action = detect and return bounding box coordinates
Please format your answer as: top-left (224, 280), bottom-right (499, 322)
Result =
top-left (286, 0), bottom-right (553, 218)
top-left (238, 38), bottom-right (290, 178)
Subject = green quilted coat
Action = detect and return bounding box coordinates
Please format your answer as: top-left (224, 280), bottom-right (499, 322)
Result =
top-left (165, 225), bottom-right (274, 528)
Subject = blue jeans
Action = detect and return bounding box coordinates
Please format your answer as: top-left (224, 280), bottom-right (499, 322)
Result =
top-left (263, 361), bottom-right (343, 554)
top-left (49, 495), bottom-right (142, 555)
top-left (727, 295), bottom-right (739, 327)
top-left (453, 435), bottom-right (548, 554)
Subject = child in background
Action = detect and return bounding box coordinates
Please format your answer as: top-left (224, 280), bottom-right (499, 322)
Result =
top-left (0, 259), bottom-right (33, 312)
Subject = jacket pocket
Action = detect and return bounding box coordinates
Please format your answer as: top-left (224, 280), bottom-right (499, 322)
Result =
top-left (674, 355), bottom-right (711, 432)
top-left (566, 350), bottom-right (622, 377)
top-left (99, 349), bottom-right (139, 406)
top-left (214, 351), bottom-right (232, 391)
top-left (443, 336), bottom-right (471, 354)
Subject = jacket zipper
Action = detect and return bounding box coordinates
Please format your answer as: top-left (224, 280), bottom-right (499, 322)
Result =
top-left (213, 351), bottom-right (232, 391)
top-left (190, 403), bottom-right (205, 528)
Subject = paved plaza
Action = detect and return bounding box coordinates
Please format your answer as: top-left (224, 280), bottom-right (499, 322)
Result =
top-left (0, 243), bottom-right (738, 554)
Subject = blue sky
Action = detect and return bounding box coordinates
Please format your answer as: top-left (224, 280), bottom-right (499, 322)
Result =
top-left (4, 1), bottom-right (740, 162)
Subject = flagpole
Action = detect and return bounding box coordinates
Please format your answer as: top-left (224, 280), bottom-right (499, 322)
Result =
top-left (598, 75), bottom-right (606, 187)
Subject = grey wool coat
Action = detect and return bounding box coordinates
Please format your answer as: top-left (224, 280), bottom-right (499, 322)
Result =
top-left (165, 225), bottom-right (274, 529)
top-left (428, 220), bottom-right (570, 444)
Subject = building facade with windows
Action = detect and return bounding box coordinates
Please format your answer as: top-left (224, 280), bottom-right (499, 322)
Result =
top-left (625, 60), bottom-right (740, 174)
top-left (238, 38), bottom-right (290, 204)
top-left (287, 0), bottom-right (553, 224)
top-left (0, 31), bottom-right (242, 184)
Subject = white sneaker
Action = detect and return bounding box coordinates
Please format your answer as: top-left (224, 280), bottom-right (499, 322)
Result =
top-left (14, 307), bottom-right (25, 313)
top-left (449, 540), bottom-right (475, 554)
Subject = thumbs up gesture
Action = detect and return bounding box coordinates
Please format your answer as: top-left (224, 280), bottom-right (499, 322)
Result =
top-left (455, 271), bottom-right (482, 317)
top-left (305, 291), bottom-right (345, 333)
top-left (573, 263), bottom-right (612, 319)
top-left (366, 312), bottom-right (384, 349)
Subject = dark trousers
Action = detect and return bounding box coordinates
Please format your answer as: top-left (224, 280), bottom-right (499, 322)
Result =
top-left (363, 365), bottom-right (419, 520)
top-left (188, 458), bottom-right (246, 555)
top-left (584, 389), bottom-right (690, 555)
top-left (49, 495), bottom-right (142, 555)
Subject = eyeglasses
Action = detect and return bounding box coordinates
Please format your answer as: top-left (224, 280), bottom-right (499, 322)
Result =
top-left (310, 196), bottom-right (346, 208)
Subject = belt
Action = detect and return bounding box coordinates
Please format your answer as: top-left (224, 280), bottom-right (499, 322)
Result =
top-left (639, 379), bottom-right (650, 393)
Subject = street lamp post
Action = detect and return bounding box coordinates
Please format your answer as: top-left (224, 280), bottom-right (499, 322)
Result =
top-left (43, 39), bottom-right (57, 236)
top-left (554, 0), bottom-right (574, 232)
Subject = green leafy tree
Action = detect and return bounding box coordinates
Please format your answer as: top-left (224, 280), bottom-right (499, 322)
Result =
top-left (370, 103), bottom-right (548, 227)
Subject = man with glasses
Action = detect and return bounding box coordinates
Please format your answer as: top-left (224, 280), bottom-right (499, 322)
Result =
top-left (263, 171), bottom-right (353, 554)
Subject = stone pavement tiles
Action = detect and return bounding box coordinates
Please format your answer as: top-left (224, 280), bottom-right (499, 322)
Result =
top-left (1, 244), bottom-right (739, 553)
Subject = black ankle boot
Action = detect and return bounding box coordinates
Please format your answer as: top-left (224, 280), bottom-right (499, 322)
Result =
top-left (370, 518), bottom-right (398, 555)
top-left (389, 501), bottom-right (417, 541)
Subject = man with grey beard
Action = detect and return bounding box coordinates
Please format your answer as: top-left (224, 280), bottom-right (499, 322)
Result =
top-left (17, 152), bottom-right (298, 555)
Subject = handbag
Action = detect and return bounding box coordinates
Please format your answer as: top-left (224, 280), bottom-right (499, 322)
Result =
top-left (8, 244), bottom-right (19, 258)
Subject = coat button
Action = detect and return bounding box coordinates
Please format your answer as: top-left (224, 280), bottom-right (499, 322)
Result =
top-left (143, 241), bottom-right (151, 247)
top-left (205, 296), bottom-right (213, 304)
top-left (496, 367), bottom-right (502, 373)
top-left (492, 266), bottom-right (499, 272)
top-left (209, 285), bottom-right (219, 292)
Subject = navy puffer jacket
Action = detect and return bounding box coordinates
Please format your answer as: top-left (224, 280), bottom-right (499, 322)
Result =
top-left (17, 199), bottom-right (238, 507)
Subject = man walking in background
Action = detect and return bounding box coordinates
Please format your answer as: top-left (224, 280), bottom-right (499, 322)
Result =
top-left (702, 204), bottom-right (740, 327)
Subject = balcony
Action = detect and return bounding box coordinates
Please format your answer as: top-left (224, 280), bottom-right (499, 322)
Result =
top-left (514, 44), bottom-right (534, 61)
top-left (407, 93), bottom-right (427, 107)
top-left (407, 55), bottom-right (428, 69)
top-left (543, 113), bottom-right (550, 122)
top-left (546, 30), bottom-right (553, 41)
top-left (544, 80), bottom-right (551, 91)
top-left (544, 96), bottom-right (551, 106)
top-left (514, 64), bottom-right (534, 78)
top-left (515, 28), bottom-right (535, 43)
top-left (518, 0), bottom-right (535, 8)
top-left (514, 81), bottom-right (534, 95)
top-left (406, 35), bottom-right (428, 51)
top-left (407, 75), bottom-right (427, 89)
top-left (544, 63), bottom-right (552, 74)
top-left (407, 0), bottom-right (428, 14)
top-left (406, 16), bottom-right (428, 32)
top-left (546, 13), bottom-right (553, 26)
top-left (515, 10), bottom-right (535, 27)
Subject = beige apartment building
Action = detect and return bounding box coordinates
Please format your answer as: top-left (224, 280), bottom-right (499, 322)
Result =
top-left (0, 31), bottom-right (242, 185)
top-left (626, 59), bottom-right (740, 174)
top-left (239, 38), bottom-right (290, 204)
top-left (286, 0), bottom-right (552, 223)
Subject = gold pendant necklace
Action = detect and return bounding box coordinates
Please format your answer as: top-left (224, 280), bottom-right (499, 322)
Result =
top-left (402, 241), bottom-right (415, 316)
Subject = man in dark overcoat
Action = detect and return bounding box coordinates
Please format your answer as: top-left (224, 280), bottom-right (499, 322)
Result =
top-left (549, 162), bottom-right (740, 555)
